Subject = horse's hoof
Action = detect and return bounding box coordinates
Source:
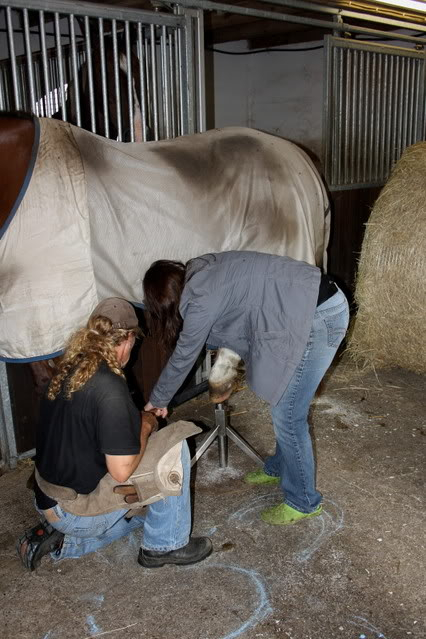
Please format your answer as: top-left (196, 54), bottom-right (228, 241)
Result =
top-left (208, 380), bottom-right (234, 404)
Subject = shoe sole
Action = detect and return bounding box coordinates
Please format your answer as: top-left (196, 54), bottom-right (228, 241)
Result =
top-left (261, 507), bottom-right (322, 526)
top-left (244, 476), bottom-right (280, 486)
top-left (138, 545), bottom-right (213, 569)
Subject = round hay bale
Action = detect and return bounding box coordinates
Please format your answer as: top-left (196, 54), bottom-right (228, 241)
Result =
top-left (347, 142), bottom-right (426, 374)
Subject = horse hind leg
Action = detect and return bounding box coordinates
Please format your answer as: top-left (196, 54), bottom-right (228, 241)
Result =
top-left (208, 348), bottom-right (241, 403)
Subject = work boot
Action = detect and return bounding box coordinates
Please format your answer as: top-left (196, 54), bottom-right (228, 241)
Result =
top-left (261, 503), bottom-right (322, 525)
top-left (244, 469), bottom-right (280, 485)
top-left (138, 536), bottom-right (213, 568)
top-left (17, 521), bottom-right (64, 571)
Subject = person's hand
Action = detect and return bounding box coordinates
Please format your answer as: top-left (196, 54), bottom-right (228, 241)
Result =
top-left (113, 484), bottom-right (139, 504)
top-left (144, 402), bottom-right (168, 418)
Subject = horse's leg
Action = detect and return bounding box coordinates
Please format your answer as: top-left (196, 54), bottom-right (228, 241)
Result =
top-left (208, 348), bottom-right (241, 403)
top-left (28, 359), bottom-right (57, 397)
top-left (0, 115), bottom-right (34, 232)
top-left (26, 358), bottom-right (58, 490)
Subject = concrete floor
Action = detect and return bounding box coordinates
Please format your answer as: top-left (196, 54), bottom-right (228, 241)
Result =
top-left (1, 359), bottom-right (425, 639)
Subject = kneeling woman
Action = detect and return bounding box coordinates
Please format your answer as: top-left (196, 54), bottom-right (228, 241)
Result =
top-left (144, 251), bottom-right (349, 525)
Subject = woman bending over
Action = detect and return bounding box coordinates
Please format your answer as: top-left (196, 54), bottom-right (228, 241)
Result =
top-left (143, 251), bottom-right (349, 526)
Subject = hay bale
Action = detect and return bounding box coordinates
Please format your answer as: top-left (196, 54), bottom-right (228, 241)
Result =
top-left (348, 142), bottom-right (426, 374)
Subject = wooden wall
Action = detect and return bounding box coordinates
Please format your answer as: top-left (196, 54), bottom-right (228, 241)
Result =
top-left (327, 186), bottom-right (382, 301)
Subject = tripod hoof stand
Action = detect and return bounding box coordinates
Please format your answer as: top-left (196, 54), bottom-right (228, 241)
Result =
top-left (191, 402), bottom-right (264, 468)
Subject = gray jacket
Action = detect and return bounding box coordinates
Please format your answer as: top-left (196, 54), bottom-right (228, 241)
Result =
top-left (149, 251), bottom-right (321, 407)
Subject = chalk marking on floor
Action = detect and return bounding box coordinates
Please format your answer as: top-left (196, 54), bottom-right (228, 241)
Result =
top-left (206, 526), bottom-right (218, 535)
top-left (228, 493), bottom-right (278, 522)
top-left (228, 494), bottom-right (344, 562)
top-left (82, 622), bottom-right (139, 639)
top-left (79, 594), bottom-right (104, 607)
top-left (295, 498), bottom-right (344, 562)
top-left (348, 615), bottom-right (387, 638)
top-left (86, 615), bottom-right (103, 636)
top-left (93, 550), bottom-right (112, 566)
top-left (207, 563), bottom-right (273, 639)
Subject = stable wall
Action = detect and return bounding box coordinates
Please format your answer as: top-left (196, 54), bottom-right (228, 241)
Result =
top-left (206, 40), bottom-right (324, 162)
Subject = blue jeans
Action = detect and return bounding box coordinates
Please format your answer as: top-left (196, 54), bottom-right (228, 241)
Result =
top-left (264, 288), bottom-right (349, 513)
top-left (36, 442), bottom-right (191, 560)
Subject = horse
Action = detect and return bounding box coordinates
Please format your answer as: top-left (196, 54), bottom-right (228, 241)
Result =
top-left (0, 111), bottom-right (330, 402)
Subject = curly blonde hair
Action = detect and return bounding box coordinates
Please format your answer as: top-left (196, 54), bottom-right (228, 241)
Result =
top-left (47, 315), bottom-right (141, 400)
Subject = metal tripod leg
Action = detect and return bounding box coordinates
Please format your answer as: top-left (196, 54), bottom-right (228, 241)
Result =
top-left (225, 424), bottom-right (264, 466)
top-left (191, 402), bottom-right (263, 468)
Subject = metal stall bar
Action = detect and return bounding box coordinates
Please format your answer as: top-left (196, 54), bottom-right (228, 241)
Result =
top-left (149, 23), bottom-right (159, 141)
top-left (111, 19), bottom-right (122, 141)
top-left (124, 20), bottom-right (135, 142)
top-left (182, 11), bottom-right (195, 135)
top-left (343, 47), bottom-right (351, 186)
top-left (160, 25), bottom-right (171, 139)
top-left (194, 8), bottom-right (206, 133)
top-left (174, 5), bottom-right (196, 135)
top-left (385, 54), bottom-right (394, 178)
top-left (84, 15), bottom-right (96, 133)
top-left (0, 363), bottom-right (17, 469)
top-left (173, 26), bottom-right (181, 136)
top-left (412, 61), bottom-right (422, 142)
top-left (367, 52), bottom-right (376, 182)
top-left (144, 35), bottom-right (152, 137)
top-left (136, 22), bottom-right (148, 142)
top-left (23, 8), bottom-right (36, 114)
top-left (168, 29), bottom-right (176, 138)
top-left (69, 13), bottom-right (81, 127)
top-left (98, 18), bottom-right (109, 139)
top-left (38, 9), bottom-right (51, 117)
top-left (5, 6), bottom-right (21, 110)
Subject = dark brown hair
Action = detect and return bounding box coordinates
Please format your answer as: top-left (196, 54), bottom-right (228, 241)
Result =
top-left (143, 260), bottom-right (186, 353)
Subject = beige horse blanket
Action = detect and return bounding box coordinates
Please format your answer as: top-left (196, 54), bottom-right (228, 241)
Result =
top-left (0, 117), bottom-right (329, 360)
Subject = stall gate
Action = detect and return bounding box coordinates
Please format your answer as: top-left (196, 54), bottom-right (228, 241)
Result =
top-left (0, 0), bottom-right (207, 468)
top-left (324, 36), bottom-right (426, 190)
top-left (0, 0), bottom-right (205, 138)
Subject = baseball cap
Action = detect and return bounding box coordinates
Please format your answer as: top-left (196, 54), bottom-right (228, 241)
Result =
top-left (90, 298), bottom-right (138, 330)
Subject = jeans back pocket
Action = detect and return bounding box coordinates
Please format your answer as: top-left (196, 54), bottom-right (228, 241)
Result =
top-left (324, 307), bottom-right (349, 348)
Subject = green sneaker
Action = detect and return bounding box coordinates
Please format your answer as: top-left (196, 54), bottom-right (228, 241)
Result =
top-left (260, 503), bottom-right (322, 525)
top-left (244, 469), bottom-right (280, 485)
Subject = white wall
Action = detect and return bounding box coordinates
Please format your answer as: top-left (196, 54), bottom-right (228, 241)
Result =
top-left (207, 40), bottom-right (324, 161)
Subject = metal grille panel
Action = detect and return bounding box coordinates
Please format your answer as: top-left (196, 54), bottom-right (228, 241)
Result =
top-left (323, 36), bottom-right (426, 190)
top-left (0, 0), bottom-right (205, 140)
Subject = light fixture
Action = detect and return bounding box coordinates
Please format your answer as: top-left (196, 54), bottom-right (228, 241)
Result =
top-left (372, 0), bottom-right (426, 12)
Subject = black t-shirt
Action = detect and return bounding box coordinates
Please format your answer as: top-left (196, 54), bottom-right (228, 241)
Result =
top-left (35, 362), bottom-right (140, 509)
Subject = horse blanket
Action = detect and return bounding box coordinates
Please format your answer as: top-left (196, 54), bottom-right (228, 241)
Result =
top-left (0, 117), bottom-right (329, 361)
